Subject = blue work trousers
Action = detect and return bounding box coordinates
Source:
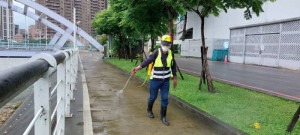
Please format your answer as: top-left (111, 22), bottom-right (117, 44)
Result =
top-left (148, 79), bottom-right (170, 107)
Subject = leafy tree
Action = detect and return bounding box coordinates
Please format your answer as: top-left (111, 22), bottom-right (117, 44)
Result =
top-left (180, 0), bottom-right (274, 93)
top-left (92, 1), bottom-right (139, 59)
top-left (121, 0), bottom-right (169, 52)
top-left (162, 0), bottom-right (186, 46)
top-left (92, 7), bottom-right (119, 37)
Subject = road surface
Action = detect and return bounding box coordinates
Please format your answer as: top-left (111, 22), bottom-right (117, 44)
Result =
top-left (175, 57), bottom-right (300, 102)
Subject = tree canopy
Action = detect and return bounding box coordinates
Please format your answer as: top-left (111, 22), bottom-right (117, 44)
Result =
top-left (92, 0), bottom-right (185, 56)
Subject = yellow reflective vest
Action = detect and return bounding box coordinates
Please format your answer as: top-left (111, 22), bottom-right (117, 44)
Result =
top-left (150, 49), bottom-right (173, 80)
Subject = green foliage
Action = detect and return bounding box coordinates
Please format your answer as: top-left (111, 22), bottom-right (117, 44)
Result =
top-left (106, 58), bottom-right (300, 135)
top-left (92, 0), bottom-right (187, 57)
top-left (98, 35), bottom-right (108, 45)
top-left (92, 0), bottom-right (143, 58)
top-left (120, 0), bottom-right (169, 38)
top-left (171, 44), bottom-right (180, 53)
top-left (92, 7), bottom-right (119, 36)
top-left (181, 0), bottom-right (274, 20)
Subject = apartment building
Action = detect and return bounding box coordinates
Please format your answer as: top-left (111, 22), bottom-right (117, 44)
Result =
top-left (0, 7), bottom-right (14, 41)
top-left (36, 0), bottom-right (107, 39)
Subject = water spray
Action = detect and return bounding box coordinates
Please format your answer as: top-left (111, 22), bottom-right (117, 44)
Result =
top-left (115, 73), bottom-right (133, 96)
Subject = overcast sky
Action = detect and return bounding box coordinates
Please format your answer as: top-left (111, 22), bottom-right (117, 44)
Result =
top-left (13, 1), bottom-right (35, 29)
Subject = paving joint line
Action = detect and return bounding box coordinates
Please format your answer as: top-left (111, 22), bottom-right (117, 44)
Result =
top-left (79, 54), bottom-right (93, 135)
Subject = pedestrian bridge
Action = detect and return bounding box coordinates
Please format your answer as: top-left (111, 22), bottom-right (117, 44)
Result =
top-left (0, 0), bottom-right (103, 57)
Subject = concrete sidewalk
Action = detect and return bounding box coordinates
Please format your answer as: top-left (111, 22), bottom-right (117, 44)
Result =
top-left (80, 51), bottom-right (218, 135)
top-left (175, 57), bottom-right (300, 102)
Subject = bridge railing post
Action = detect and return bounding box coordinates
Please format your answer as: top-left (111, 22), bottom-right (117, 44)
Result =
top-left (56, 51), bottom-right (69, 134)
top-left (34, 74), bottom-right (51, 135)
top-left (71, 50), bottom-right (75, 93)
top-left (75, 49), bottom-right (79, 78)
top-left (31, 54), bottom-right (57, 135)
top-left (70, 50), bottom-right (75, 100)
top-left (65, 50), bottom-right (72, 117)
top-left (72, 49), bottom-right (79, 92)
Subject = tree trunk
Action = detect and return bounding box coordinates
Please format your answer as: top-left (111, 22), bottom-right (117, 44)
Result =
top-left (199, 16), bottom-right (214, 93)
top-left (118, 49), bottom-right (121, 60)
top-left (170, 20), bottom-right (174, 47)
top-left (141, 36), bottom-right (145, 63)
top-left (151, 35), bottom-right (155, 52)
top-left (204, 48), bottom-right (214, 93)
top-left (168, 11), bottom-right (174, 47)
top-left (182, 12), bottom-right (187, 41)
top-left (125, 49), bottom-right (128, 60)
top-left (130, 42), bottom-right (133, 62)
top-left (123, 36), bottom-right (128, 60)
top-left (287, 105), bottom-right (300, 132)
top-left (201, 47), bottom-right (206, 84)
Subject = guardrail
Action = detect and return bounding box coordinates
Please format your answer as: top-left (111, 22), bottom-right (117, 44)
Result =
top-left (0, 42), bottom-right (55, 50)
top-left (0, 48), bottom-right (79, 135)
top-left (0, 42), bottom-right (87, 51)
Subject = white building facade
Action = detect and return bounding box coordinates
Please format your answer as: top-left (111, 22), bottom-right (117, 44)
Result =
top-left (177, 0), bottom-right (300, 70)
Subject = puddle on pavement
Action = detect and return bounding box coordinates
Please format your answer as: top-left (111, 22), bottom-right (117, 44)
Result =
top-left (81, 51), bottom-right (218, 135)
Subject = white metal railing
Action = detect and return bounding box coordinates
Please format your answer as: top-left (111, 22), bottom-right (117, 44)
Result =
top-left (23, 107), bottom-right (44, 135)
top-left (22, 49), bottom-right (79, 135)
top-left (51, 80), bottom-right (62, 96)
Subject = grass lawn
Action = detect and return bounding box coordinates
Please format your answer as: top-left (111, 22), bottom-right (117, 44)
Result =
top-left (105, 58), bottom-right (300, 135)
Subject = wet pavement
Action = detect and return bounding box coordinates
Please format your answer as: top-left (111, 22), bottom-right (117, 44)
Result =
top-left (80, 51), bottom-right (217, 135)
top-left (175, 57), bottom-right (300, 102)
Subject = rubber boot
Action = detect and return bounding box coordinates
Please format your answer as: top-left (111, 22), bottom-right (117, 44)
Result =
top-left (147, 102), bottom-right (154, 118)
top-left (160, 106), bottom-right (169, 126)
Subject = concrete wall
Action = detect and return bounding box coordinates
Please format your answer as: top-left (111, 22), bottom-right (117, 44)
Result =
top-left (177, 0), bottom-right (300, 40)
top-left (181, 38), bottom-right (228, 58)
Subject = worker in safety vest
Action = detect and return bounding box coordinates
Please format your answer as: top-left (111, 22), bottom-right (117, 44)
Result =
top-left (132, 35), bottom-right (177, 126)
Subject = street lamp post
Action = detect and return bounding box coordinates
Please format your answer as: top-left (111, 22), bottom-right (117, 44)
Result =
top-left (73, 7), bottom-right (76, 49)
top-left (45, 17), bottom-right (48, 50)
